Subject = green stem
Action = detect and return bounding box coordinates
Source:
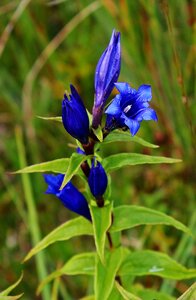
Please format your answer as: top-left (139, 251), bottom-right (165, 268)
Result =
top-left (15, 126), bottom-right (50, 300)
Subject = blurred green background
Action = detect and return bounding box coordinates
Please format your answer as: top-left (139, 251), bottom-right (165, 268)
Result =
top-left (0, 0), bottom-right (195, 299)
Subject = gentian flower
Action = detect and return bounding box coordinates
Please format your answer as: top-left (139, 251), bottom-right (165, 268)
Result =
top-left (62, 84), bottom-right (89, 144)
top-left (43, 174), bottom-right (91, 220)
top-left (88, 160), bottom-right (108, 198)
top-left (92, 30), bottom-right (121, 128)
top-left (105, 82), bottom-right (158, 136)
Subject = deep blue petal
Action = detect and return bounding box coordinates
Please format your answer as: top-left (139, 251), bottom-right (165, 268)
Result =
top-left (94, 30), bottom-right (121, 108)
top-left (105, 95), bottom-right (121, 116)
top-left (43, 174), bottom-right (64, 194)
top-left (88, 160), bottom-right (108, 198)
top-left (44, 174), bottom-right (91, 220)
top-left (134, 108), bottom-right (158, 122)
top-left (62, 85), bottom-right (89, 144)
top-left (136, 84), bottom-right (152, 102)
top-left (57, 183), bottom-right (91, 220)
top-left (123, 115), bottom-right (140, 136)
top-left (115, 82), bottom-right (136, 95)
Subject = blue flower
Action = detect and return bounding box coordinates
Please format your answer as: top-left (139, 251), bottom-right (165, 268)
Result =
top-left (92, 30), bottom-right (121, 128)
top-left (105, 83), bottom-right (158, 136)
top-left (62, 84), bottom-right (89, 144)
top-left (88, 160), bottom-right (108, 198)
top-left (43, 174), bottom-right (91, 220)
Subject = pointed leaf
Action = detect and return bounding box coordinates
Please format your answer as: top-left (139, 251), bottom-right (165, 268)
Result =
top-left (37, 252), bottom-right (95, 294)
top-left (107, 288), bottom-right (122, 300)
top-left (103, 131), bottom-right (158, 148)
top-left (90, 202), bottom-right (113, 262)
top-left (115, 281), bottom-right (141, 300)
top-left (92, 125), bottom-right (103, 142)
top-left (23, 217), bottom-right (93, 262)
top-left (95, 248), bottom-right (126, 300)
top-left (0, 295), bottom-right (23, 300)
top-left (119, 250), bottom-right (196, 279)
top-left (14, 158), bottom-right (69, 174)
top-left (137, 289), bottom-right (175, 300)
top-left (60, 152), bottom-right (90, 189)
top-left (102, 153), bottom-right (181, 172)
top-left (178, 282), bottom-right (196, 300)
top-left (0, 273), bottom-right (23, 296)
top-left (110, 205), bottom-right (192, 235)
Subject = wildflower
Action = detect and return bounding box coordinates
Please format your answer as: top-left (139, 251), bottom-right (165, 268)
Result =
top-left (43, 174), bottom-right (91, 220)
top-left (105, 82), bottom-right (158, 136)
top-left (88, 160), bottom-right (108, 198)
top-left (92, 30), bottom-right (121, 128)
top-left (62, 84), bottom-right (89, 144)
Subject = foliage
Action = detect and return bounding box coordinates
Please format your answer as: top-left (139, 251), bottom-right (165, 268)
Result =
top-left (0, 1), bottom-right (195, 299)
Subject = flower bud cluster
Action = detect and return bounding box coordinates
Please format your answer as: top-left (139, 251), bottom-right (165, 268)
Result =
top-left (44, 30), bottom-right (157, 219)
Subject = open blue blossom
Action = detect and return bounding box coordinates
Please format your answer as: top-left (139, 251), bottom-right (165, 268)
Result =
top-left (92, 30), bottom-right (121, 128)
top-left (43, 174), bottom-right (91, 220)
top-left (105, 83), bottom-right (158, 136)
top-left (88, 160), bottom-right (108, 198)
top-left (62, 84), bottom-right (89, 144)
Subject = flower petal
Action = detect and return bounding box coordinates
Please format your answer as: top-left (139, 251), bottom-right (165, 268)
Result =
top-left (43, 174), bottom-right (64, 194)
top-left (44, 174), bottom-right (91, 220)
top-left (114, 82), bottom-right (136, 95)
top-left (136, 84), bottom-right (152, 102)
top-left (105, 95), bottom-right (121, 115)
top-left (123, 115), bottom-right (140, 136)
top-left (94, 30), bottom-right (121, 108)
top-left (135, 108), bottom-right (158, 122)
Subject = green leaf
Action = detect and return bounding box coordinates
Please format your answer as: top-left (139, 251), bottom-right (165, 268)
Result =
top-left (0, 296), bottom-right (23, 300)
top-left (95, 248), bottom-right (126, 300)
top-left (90, 202), bottom-right (113, 262)
top-left (118, 250), bottom-right (196, 280)
top-left (14, 158), bottom-right (69, 174)
top-left (107, 288), bottom-right (122, 300)
top-left (103, 131), bottom-right (158, 148)
top-left (92, 125), bottom-right (103, 142)
top-left (178, 282), bottom-right (196, 300)
top-left (110, 205), bottom-right (192, 235)
top-left (37, 252), bottom-right (95, 294)
top-left (137, 289), bottom-right (175, 300)
top-left (115, 281), bottom-right (141, 300)
top-left (60, 152), bottom-right (90, 189)
top-left (0, 273), bottom-right (23, 299)
top-left (102, 153), bottom-right (181, 172)
top-left (37, 116), bottom-right (62, 122)
top-left (23, 217), bottom-right (93, 262)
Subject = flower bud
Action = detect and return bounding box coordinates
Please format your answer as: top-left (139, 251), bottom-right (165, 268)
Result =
top-left (92, 30), bottom-right (121, 128)
top-left (88, 160), bottom-right (108, 198)
top-left (44, 174), bottom-right (91, 220)
top-left (62, 84), bottom-right (89, 144)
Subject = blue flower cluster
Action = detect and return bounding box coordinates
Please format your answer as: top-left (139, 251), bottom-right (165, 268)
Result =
top-left (44, 30), bottom-right (157, 220)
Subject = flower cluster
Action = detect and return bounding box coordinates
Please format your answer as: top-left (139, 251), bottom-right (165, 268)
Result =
top-left (44, 30), bottom-right (157, 220)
